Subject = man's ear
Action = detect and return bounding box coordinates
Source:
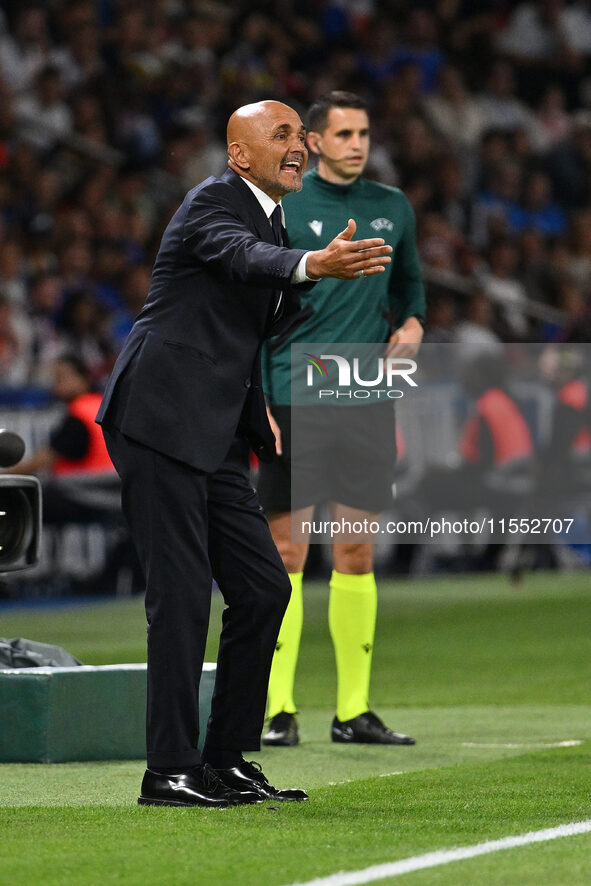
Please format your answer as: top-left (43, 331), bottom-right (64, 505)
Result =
top-left (306, 131), bottom-right (322, 156)
top-left (228, 141), bottom-right (250, 171)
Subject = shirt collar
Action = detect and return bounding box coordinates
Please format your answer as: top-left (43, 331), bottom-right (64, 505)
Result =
top-left (241, 178), bottom-right (285, 226)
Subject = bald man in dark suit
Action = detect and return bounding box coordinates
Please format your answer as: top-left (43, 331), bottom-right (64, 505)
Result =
top-left (97, 100), bottom-right (392, 808)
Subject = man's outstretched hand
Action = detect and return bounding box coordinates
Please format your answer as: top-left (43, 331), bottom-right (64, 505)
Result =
top-left (305, 219), bottom-right (393, 280)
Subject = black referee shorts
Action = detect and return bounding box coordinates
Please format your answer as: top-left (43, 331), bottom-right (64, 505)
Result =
top-left (256, 402), bottom-right (398, 514)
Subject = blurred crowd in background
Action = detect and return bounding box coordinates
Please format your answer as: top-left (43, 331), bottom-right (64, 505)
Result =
top-left (1, 0), bottom-right (591, 395)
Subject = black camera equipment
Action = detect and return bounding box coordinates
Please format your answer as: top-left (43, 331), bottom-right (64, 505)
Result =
top-left (0, 430), bottom-right (42, 573)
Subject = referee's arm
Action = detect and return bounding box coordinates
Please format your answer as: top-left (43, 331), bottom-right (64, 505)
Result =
top-left (387, 197), bottom-right (426, 357)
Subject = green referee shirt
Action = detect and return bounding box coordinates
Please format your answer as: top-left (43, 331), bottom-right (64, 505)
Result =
top-left (263, 169), bottom-right (426, 405)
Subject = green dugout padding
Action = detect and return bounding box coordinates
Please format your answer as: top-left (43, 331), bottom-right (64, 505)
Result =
top-left (0, 662), bottom-right (216, 763)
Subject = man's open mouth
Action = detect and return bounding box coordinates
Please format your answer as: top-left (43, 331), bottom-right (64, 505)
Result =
top-left (281, 159), bottom-right (302, 172)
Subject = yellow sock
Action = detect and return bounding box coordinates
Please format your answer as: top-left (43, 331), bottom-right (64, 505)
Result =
top-left (266, 572), bottom-right (303, 717)
top-left (329, 570), bottom-right (377, 722)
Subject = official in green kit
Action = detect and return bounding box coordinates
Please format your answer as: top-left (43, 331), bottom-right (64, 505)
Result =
top-left (258, 91), bottom-right (426, 747)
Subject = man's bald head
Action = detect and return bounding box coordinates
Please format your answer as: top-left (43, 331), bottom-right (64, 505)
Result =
top-left (226, 100), bottom-right (308, 202)
top-left (227, 101), bottom-right (297, 146)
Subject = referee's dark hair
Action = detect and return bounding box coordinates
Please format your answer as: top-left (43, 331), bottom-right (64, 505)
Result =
top-left (307, 91), bottom-right (369, 134)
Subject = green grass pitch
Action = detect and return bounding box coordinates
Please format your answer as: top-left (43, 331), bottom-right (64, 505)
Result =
top-left (1, 571), bottom-right (590, 885)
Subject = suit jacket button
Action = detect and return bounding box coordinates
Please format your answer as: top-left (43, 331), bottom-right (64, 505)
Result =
top-left (244, 378), bottom-right (252, 388)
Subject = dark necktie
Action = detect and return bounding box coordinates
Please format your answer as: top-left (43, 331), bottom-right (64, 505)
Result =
top-left (270, 205), bottom-right (284, 315)
top-left (271, 204), bottom-right (283, 246)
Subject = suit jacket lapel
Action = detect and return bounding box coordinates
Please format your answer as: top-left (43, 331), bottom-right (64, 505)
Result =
top-left (221, 169), bottom-right (288, 330)
top-left (221, 168), bottom-right (275, 246)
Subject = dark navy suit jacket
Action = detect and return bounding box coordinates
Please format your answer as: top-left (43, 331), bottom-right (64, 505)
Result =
top-left (96, 168), bottom-right (311, 472)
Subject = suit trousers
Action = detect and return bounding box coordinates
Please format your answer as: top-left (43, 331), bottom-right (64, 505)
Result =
top-left (103, 425), bottom-right (291, 769)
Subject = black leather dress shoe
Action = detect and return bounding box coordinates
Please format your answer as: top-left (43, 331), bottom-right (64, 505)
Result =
top-left (331, 711), bottom-right (416, 745)
top-left (138, 764), bottom-right (263, 807)
top-left (215, 759), bottom-right (308, 801)
top-left (262, 712), bottom-right (300, 747)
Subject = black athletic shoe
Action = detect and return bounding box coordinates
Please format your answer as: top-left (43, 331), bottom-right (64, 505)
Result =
top-left (331, 711), bottom-right (416, 745)
top-left (138, 764), bottom-right (262, 807)
top-left (262, 712), bottom-right (300, 747)
top-left (215, 759), bottom-right (308, 801)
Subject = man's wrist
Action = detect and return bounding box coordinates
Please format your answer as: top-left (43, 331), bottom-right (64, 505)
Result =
top-left (292, 252), bottom-right (322, 283)
top-left (303, 251), bottom-right (322, 281)
top-left (399, 315), bottom-right (425, 331)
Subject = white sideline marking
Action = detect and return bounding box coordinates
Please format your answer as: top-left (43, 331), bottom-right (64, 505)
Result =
top-left (287, 821), bottom-right (591, 886)
top-left (461, 740), bottom-right (583, 749)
